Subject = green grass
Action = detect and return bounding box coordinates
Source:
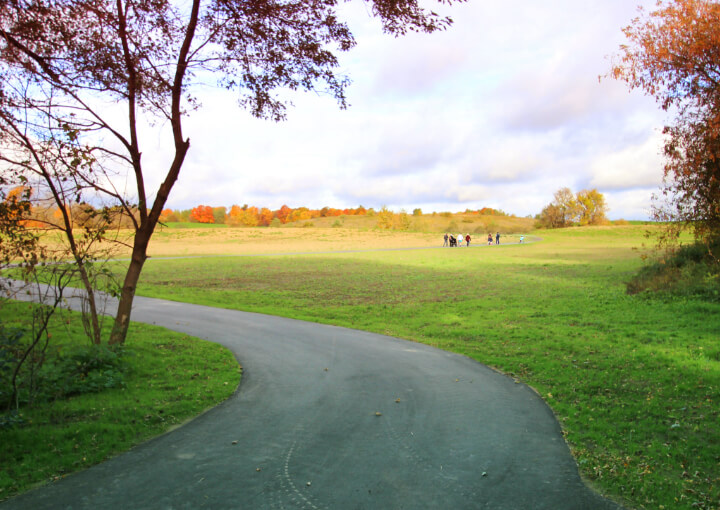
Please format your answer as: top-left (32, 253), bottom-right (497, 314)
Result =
top-left (0, 301), bottom-right (241, 500)
top-left (133, 226), bottom-right (720, 510)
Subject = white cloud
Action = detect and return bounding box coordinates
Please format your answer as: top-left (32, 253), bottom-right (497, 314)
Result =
top-left (128, 0), bottom-right (667, 220)
top-left (604, 189), bottom-right (657, 220)
top-left (589, 133), bottom-right (665, 190)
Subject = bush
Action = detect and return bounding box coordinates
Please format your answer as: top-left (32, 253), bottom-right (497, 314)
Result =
top-left (0, 326), bottom-right (25, 410)
top-left (44, 345), bottom-right (127, 398)
top-left (627, 240), bottom-right (720, 300)
top-left (2, 340), bottom-right (128, 411)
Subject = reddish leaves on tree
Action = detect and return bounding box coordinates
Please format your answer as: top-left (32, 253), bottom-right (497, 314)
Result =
top-left (190, 205), bottom-right (214, 223)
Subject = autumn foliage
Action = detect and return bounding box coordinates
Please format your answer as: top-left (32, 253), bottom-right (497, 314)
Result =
top-left (612, 0), bottom-right (720, 243)
top-left (190, 205), bottom-right (215, 224)
top-left (169, 204), bottom-right (371, 226)
top-left (536, 187), bottom-right (608, 228)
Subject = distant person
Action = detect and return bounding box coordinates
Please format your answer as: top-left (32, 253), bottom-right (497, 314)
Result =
top-left (487, 233), bottom-right (492, 245)
top-left (495, 232), bottom-right (500, 245)
top-left (465, 234), bottom-right (471, 247)
top-left (449, 234), bottom-right (457, 247)
top-left (520, 235), bottom-right (525, 243)
top-left (458, 234), bottom-right (464, 247)
top-left (443, 233), bottom-right (449, 247)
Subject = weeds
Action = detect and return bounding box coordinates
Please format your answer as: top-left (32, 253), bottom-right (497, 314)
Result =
top-left (628, 238), bottom-right (720, 301)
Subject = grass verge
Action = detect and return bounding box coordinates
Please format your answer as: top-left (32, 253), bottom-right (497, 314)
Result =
top-left (0, 301), bottom-right (241, 501)
top-left (134, 225), bottom-right (719, 510)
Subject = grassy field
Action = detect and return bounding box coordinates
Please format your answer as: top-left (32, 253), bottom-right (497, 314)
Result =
top-left (0, 302), bottom-right (241, 501)
top-left (128, 225), bottom-right (719, 510)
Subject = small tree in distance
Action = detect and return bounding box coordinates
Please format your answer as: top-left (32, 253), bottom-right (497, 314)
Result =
top-left (536, 187), bottom-right (608, 228)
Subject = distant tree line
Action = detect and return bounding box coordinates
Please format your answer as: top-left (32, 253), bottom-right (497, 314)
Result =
top-left (160, 204), bottom-right (370, 226)
top-left (159, 205), bottom-right (515, 227)
top-left (6, 185), bottom-right (611, 232)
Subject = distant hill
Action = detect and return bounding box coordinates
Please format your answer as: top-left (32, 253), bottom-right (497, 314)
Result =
top-left (284, 212), bottom-right (535, 234)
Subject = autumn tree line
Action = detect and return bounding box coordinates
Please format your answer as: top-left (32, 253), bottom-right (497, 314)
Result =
top-left (3, 182), bottom-right (599, 231)
top-left (165, 204), bottom-right (369, 226)
top-left (159, 204), bottom-right (512, 227)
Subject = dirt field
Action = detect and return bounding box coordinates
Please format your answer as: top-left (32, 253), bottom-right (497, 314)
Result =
top-left (146, 227), bottom-right (446, 257)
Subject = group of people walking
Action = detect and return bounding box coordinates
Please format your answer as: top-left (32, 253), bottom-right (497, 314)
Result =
top-left (444, 232), bottom-right (501, 247)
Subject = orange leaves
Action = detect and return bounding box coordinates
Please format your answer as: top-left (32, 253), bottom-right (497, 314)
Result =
top-left (228, 205), bottom-right (259, 226)
top-left (167, 204), bottom-right (369, 226)
top-left (159, 209), bottom-right (176, 223)
top-left (613, 0), bottom-right (720, 111)
top-left (611, 0), bottom-right (720, 241)
top-left (189, 205), bottom-right (214, 224)
top-left (258, 208), bottom-right (274, 226)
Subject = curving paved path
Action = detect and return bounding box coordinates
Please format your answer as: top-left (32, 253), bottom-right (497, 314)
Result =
top-left (2, 288), bottom-right (621, 509)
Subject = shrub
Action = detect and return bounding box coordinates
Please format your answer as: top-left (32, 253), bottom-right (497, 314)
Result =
top-left (0, 326), bottom-right (25, 410)
top-left (43, 345), bottom-right (127, 399)
top-left (627, 240), bottom-right (720, 300)
top-left (2, 342), bottom-right (128, 411)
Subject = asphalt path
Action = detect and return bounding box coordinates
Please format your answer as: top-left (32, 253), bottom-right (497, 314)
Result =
top-left (2, 279), bottom-right (622, 509)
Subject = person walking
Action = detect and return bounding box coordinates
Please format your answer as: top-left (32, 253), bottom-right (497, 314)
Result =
top-left (465, 234), bottom-right (471, 247)
top-left (520, 235), bottom-right (525, 243)
top-left (458, 233), bottom-right (464, 247)
top-left (487, 233), bottom-right (492, 245)
top-left (443, 233), bottom-right (449, 247)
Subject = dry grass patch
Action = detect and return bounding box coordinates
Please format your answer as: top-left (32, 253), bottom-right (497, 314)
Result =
top-left (146, 228), bottom-right (444, 257)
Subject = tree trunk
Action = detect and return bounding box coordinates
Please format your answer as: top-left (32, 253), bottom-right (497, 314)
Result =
top-left (108, 225), bottom-right (152, 345)
top-left (75, 260), bottom-right (103, 345)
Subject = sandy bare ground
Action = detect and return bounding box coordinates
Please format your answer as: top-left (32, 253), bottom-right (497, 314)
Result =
top-left (146, 227), bottom-right (450, 257)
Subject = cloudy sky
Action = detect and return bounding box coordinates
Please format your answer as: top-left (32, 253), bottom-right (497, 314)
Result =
top-left (143, 0), bottom-right (667, 220)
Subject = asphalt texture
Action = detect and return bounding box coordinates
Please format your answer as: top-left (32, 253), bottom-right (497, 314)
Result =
top-left (2, 287), bottom-right (623, 509)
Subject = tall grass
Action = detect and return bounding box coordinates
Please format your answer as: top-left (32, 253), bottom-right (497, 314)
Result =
top-left (628, 238), bottom-right (720, 301)
top-left (134, 226), bottom-right (719, 510)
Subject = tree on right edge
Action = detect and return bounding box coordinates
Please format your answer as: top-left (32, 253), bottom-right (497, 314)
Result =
top-left (612, 0), bottom-right (720, 252)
